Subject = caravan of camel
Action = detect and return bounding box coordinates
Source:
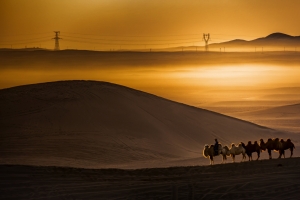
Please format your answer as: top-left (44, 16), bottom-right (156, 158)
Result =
top-left (203, 138), bottom-right (295, 165)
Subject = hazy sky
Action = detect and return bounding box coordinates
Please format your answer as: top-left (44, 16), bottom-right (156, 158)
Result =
top-left (1, 0), bottom-right (300, 50)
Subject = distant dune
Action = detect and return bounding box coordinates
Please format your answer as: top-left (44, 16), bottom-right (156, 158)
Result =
top-left (209, 32), bottom-right (300, 51)
top-left (234, 103), bottom-right (300, 133)
top-left (0, 81), bottom-right (296, 169)
top-left (242, 103), bottom-right (300, 118)
top-left (1, 32), bottom-right (299, 53)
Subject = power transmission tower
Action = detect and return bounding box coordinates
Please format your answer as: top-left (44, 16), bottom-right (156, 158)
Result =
top-left (52, 31), bottom-right (61, 50)
top-left (203, 33), bottom-right (210, 52)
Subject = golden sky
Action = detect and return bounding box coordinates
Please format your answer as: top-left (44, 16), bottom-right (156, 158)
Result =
top-left (1, 0), bottom-right (300, 50)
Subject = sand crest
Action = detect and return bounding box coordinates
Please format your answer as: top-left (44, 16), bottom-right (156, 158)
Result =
top-left (1, 81), bottom-right (298, 168)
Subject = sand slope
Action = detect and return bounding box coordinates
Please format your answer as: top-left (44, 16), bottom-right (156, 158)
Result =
top-left (233, 104), bottom-right (300, 133)
top-left (0, 81), bottom-right (295, 168)
top-left (1, 158), bottom-right (300, 199)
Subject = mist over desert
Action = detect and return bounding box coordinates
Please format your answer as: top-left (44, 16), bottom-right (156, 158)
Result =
top-left (1, 50), bottom-right (300, 199)
top-left (2, 0), bottom-right (300, 199)
top-left (1, 78), bottom-right (300, 199)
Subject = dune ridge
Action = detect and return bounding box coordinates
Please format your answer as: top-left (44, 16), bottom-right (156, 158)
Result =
top-left (0, 80), bottom-right (297, 168)
top-left (232, 103), bottom-right (300, 133)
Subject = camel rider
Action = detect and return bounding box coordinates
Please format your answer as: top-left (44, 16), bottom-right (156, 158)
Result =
top-left (214, 139), bottom-right (219, 155)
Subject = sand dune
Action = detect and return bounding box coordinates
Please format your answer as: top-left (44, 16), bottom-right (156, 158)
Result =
top-left (233, 104), bottom-right (300, 133)
top-left (0, 80), bottom-right (297, 169)
top-left (1, 158), bottom-right (300, 199)
top-left (209, 32), bottom-right (300, 51)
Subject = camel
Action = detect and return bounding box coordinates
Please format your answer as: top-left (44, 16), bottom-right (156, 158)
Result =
top-left (260, 138), bottom-right (283, 159)
top-left (280, 139), bottom-right (295, 158)
top-left (241, 141), bottom-right (261, 161)
top-left (220, 145), bottom-right (231, 163)
top-left (229, 143), bottom-right (246, 162)
top-left (202, 143), bottom-right (224, 165)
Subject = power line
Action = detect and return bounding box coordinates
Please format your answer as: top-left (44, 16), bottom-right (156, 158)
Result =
top-left (62, 31), bottom-right (205, 38)
top-left (63, 38), bottom-right (202, 46)
top-left (60, 34), bottom-right (203, 42)
top-left (53, 31), bottom-right (61, 50)
top-left (203, 33), bottom-right (210, 51)
top-left (0, 39), bottom-right (50, 45)
top-left (1, 31), bottom-right (272, 49)
top-left (0, 35), bottom-right (52, 43)
top-left (1, 32), bottom-right (53, 37)
top-left (61, 31), bottom-right (263, 40)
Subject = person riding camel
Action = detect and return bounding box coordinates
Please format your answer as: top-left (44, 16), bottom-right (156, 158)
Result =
top-left (214, 138), bottom-right (219, 155)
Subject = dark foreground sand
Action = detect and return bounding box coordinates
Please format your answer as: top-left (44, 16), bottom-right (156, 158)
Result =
top-left (1, 157), bottom-right (300, 200)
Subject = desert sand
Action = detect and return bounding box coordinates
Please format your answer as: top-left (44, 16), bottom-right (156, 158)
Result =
top-left (202, 87), bottom-right (300, 133)
top-left (1, 80), bottom-right (298, 169)
top-left (232, 103), bottom-right (300, 133)
top-left (1, 158), bottom-right (300, 199)
top-left (1, 80), bottom-right (299, 199)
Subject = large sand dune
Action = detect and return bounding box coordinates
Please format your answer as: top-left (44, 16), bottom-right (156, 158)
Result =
top-left (0, 81), bottom-right (297, 168)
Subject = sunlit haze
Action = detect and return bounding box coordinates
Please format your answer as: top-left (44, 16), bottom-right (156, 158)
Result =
top-left (1, 0), bottom-right (300, 128)
top-left (1, 0), bottom-right (300, 50)
top-left (1, 56), bottom-right (300, 106)
top-left (2, 2), bottom-right (300, 197)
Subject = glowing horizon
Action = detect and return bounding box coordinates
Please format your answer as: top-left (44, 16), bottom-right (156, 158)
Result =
top-left (1, 0), bottom-right (300, 50)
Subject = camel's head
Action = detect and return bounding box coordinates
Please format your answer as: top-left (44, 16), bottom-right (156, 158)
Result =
top-left (287, 138), bottom-right (291, 143)
top-left (260, 138), bottom-right (264, 142)
top-left (240, 142), bottom-right (246, 148)
top-left (203, 144), bottom-right (211, 158)
top-left (247, 141), bottom-right (252, 145)
top-left (223, 145), bottom-right (230, 151)
top-left (218, 143), bottom-right (223, 149)
top-left (280, 138), bottom-right (285, 143)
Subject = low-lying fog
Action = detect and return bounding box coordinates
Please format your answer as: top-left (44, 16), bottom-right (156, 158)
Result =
top-left (1, 51), bottom-right (300, 132)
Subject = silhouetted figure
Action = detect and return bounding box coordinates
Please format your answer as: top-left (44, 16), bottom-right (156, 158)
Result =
top-left (214, 139), bottom-right (219, 155)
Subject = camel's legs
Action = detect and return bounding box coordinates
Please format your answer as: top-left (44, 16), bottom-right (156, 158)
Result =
top-left (247, 153), bottom-right (252, 161)
top-left (268, 149), bottom-right (272, 159)
top-left (224, 155), bottom-right (227, 163)
top-left (278, 152), bottom-right (282, 159)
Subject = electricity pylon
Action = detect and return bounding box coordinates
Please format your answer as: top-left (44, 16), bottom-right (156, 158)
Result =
top-left (53, 31), bottom-right (61, 50)
top-left (203, 33), bottom-right (210, 52)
